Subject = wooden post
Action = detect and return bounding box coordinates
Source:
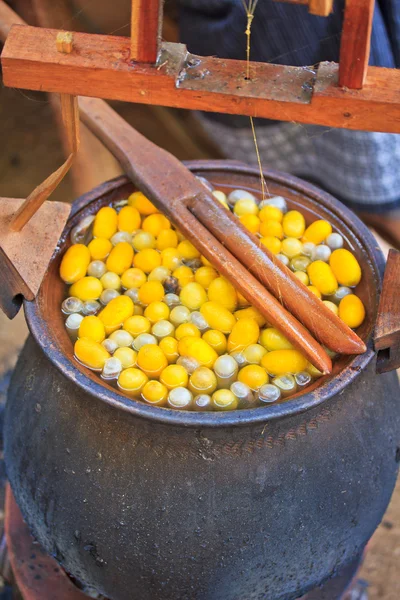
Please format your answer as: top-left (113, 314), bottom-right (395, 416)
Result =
top-left (4, 30), bottom-right (400, 134)
top-left (339, 0), bottom-right (375, 89)
top-left (131, 0), bottom-right (163, 63)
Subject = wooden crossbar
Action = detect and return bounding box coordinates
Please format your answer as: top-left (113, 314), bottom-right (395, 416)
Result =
top-left (2, 26), bottom-right (399, 134)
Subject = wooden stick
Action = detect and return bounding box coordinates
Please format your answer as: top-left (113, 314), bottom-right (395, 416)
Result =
top-left (60, 94), bottom-right (79, 153)
top-left (339, 0), bottom-right (375, 89)
top-left (9, 154), bottom-right (74, 232)
top-left (49, 95), bottom-right (123, 194)
top-left (131, 0), bottom-right (163, 63)
top-left (3, 27), bottom-right (400, 134)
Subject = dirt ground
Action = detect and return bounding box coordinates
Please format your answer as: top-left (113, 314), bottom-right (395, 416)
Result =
top-left (0, 85), bottom-right (399, 599)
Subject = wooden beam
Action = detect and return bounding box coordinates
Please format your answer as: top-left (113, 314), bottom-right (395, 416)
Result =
top-left (131, 0), bottom-right (163, 63)
top-left (2, 26), bottom-right (400, 133)
top-left (9, 153), bottom-right (74, 231)
top-left (339, 0), bottom-right (375, 89)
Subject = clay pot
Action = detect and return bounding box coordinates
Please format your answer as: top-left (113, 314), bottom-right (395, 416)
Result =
top-left (5, 162), bottom-right (400, 600)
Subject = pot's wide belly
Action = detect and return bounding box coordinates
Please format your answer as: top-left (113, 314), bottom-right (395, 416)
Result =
top-left (4, 336), bottom-right (400, 600)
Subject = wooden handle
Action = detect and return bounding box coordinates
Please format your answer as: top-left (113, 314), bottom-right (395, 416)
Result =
top-left (9, 154), bottom-right (73, 231)
top-left (78, 97), bottom-right (204, 212)
top-left (5, 25), bottom-right (400, 134)
top-left (375, 249), bottom-right (400, 373)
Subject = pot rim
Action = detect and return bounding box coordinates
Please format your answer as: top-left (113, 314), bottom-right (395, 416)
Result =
top-left (24, 161), bottom-right (384, 428)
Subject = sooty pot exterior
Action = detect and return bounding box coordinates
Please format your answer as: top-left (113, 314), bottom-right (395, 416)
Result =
top-left (5, 341), bottom-right (400, 600)
top-left (4, 165), bottom-right (400, 600)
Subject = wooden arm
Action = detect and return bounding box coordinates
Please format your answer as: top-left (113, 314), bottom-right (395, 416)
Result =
top-left (4, 25), bottom-right (400, 134)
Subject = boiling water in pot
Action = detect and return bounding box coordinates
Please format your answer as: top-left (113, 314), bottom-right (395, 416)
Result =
top-left (59, 184), bottom-right (365, 411)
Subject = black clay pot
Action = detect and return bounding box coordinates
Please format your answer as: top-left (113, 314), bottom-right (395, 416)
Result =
top-left (4, 162), bottom-right (400, 600)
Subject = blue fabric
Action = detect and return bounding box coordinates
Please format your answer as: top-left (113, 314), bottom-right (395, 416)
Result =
top-left (178, 0), bottom-right (400, 211)
top-left (179, 0), bottom-right (398, 66)
top-left (178, 0), bottom-right (399, 127)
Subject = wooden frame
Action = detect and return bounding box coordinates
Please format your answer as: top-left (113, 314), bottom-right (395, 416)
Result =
top-left (2, 26), bottom-right (398, 134)
top-left (1, 0), bottom-right (383, 135)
